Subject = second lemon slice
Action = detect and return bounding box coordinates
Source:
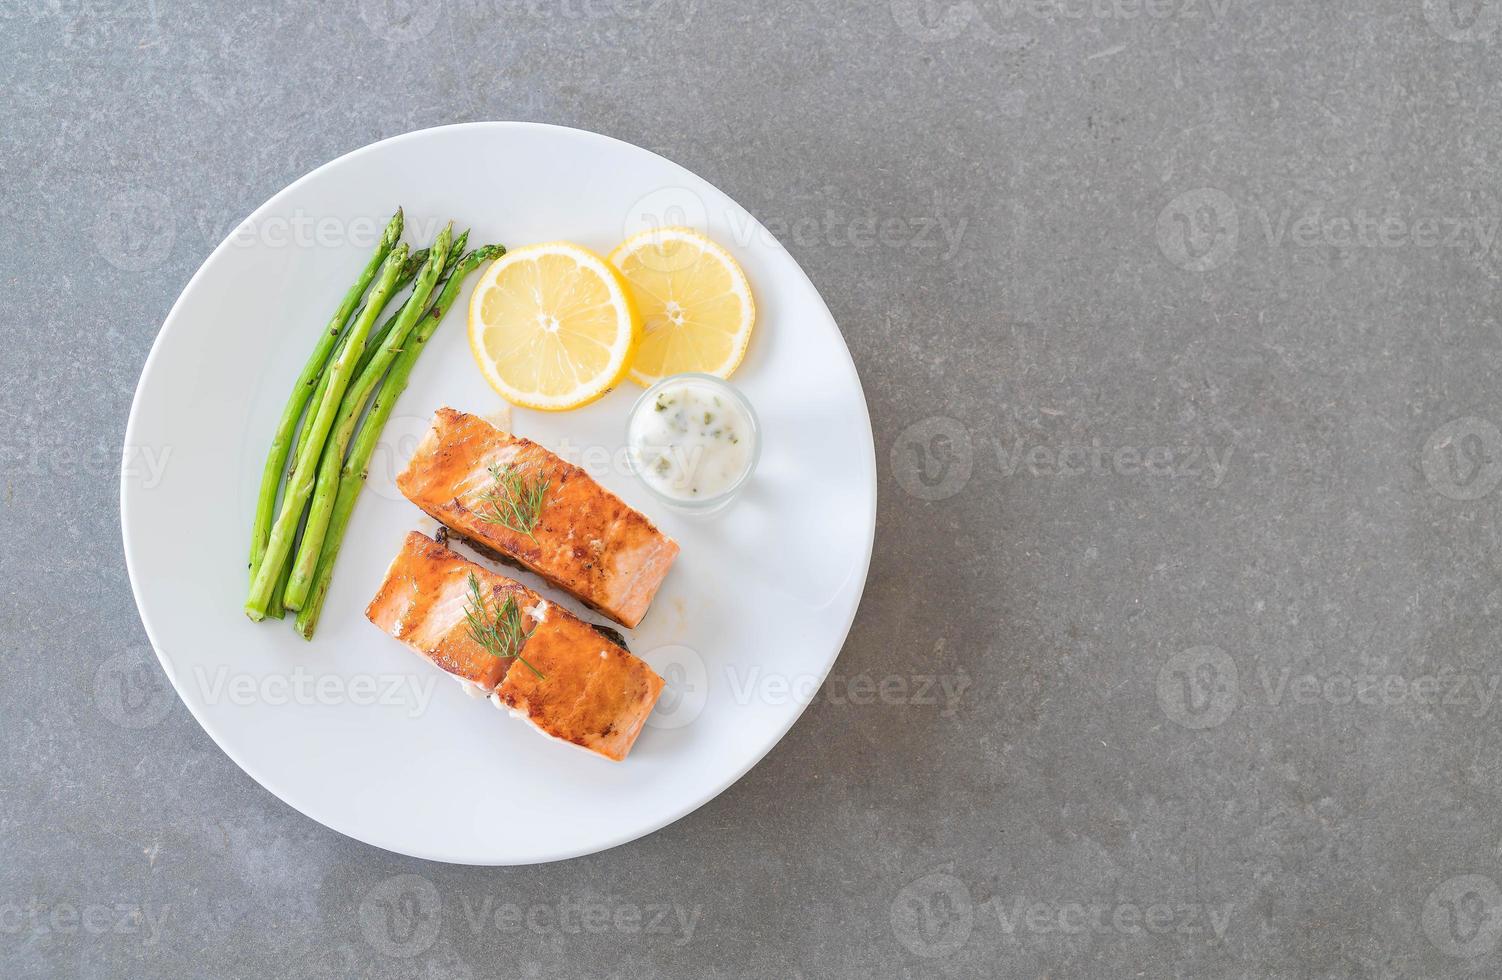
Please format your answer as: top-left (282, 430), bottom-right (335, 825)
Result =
top-left (468, 242), bottom-right (640, 411)
top-left (608, 227), bottom-right (756, 386)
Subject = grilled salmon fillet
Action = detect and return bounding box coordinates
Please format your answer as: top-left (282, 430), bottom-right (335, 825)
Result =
top-left (396, 408), bottom-right (679, 628)
top-left (366, 530), bottom-right (540, 691)
top-left (494, 610), bottom-right (665, 763)
top-left (366, 531), bottom-right (664, 762)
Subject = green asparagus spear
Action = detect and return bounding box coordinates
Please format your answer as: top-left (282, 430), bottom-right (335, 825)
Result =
top-left (343, 245), bottom-right (429, 364)
top-left (404, 246), bottom-right (432, 279)
top-left (265, 541), bottom-right (295, 619)
top-left (259, 237), bottom-right (434, 610)
top-left (283, 224), bottom-right (454, 610)
top-left (255, 234), bottom-right (436, 617)
top-left (311, 242), bottom-right (431, 413)
top-left (245, 243), bottom-right (410, 619)
top-left (355, 230), bottom-right (466, 378)
top-left (294, 244), bottom-right (504, 638)
top-left (248, 209), bottom-right (402, 582)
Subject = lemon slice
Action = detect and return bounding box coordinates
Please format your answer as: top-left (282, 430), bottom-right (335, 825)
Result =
top-left (607, 227), bottom-right (755, 386)
top-left (468, 242), bottom-right (640, 411)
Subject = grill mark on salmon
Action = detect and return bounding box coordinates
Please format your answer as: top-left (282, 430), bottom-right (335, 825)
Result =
top-left (396, 408), bottom-right (679, 628)
top-left (366, 531), bottom-right (664, 762)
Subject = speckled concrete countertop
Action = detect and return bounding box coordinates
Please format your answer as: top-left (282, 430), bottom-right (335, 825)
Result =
top-left (6, 1), bottom-right (1502, 976)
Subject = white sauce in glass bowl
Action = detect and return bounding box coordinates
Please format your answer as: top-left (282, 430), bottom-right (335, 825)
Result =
top-left (628, 377), bottom-right (756, 502)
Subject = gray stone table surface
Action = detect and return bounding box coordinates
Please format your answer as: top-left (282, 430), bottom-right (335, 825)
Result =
top-left (5, 1), bottom-right (1502, 977)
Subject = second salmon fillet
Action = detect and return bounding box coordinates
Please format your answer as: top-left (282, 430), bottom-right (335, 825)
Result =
top-left (367, 531), bottom-right (664, 761)
top-left (396, 407), bottom-right (679, 628)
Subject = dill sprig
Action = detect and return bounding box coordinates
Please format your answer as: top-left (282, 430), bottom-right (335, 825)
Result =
top-left (475, 462), bottom-right (549, 542)
top-left (462, 573), bottom-right (543, 679)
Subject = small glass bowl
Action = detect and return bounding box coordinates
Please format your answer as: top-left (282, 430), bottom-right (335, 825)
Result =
top-left (625, 372), bottom-right (761, 515)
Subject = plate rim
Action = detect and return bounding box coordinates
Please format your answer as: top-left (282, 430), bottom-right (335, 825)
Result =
top-left (120, 120), bottom-right (878, 865)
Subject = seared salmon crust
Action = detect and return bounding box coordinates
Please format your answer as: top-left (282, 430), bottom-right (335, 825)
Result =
top-left (367, 531), bottom-right (664, 762)
top-left (395, 407), bottom-right (679, 628)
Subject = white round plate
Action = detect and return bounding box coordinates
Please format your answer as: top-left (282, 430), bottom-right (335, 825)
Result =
top-left (121, 123), bottom-right (876, 865)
